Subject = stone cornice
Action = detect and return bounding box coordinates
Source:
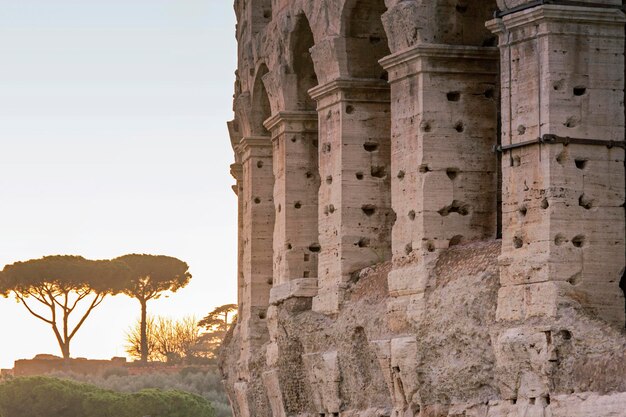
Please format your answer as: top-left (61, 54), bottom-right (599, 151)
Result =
top-left (308, 78), bottom-right (390, 102)
top-left (263, 111), bottom-right (318, 132)
top-left (234, 136), bottom-right (272, 159)
top-left (230, 162), bottom-right (243, 182)
top-left (379, 44), bottom-right (499, 72)
top-left (487, 4), bottom-right (626, 34)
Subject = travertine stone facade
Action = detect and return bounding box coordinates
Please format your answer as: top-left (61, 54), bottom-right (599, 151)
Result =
top-left (222, 1), bottom-right (626, 416)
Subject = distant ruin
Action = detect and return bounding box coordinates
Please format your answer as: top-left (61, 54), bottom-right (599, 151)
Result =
top-left (221, 1), bottom-right (626, 416)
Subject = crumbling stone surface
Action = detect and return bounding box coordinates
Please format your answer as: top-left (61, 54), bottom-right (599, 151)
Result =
top-left (223, 1), bottom-right (626, 416)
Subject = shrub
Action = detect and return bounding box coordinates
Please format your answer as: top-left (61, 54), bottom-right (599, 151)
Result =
top-left (0, 376), bottom-right (215, 417)
top-left (48, 369), bottom-right (231, 417)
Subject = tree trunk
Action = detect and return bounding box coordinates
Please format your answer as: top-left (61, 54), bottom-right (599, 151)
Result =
top-left (61, 341), bottom-right (70, 360)
top-left (140, 299), bottom-right (148, 364)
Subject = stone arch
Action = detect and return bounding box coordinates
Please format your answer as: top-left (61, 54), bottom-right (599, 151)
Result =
top-left (291, 14), bottom-right (319, 111)
top-left (341, 0), bottom-right (390, 79)
top-left (251, 64), bottom-right (272, 136)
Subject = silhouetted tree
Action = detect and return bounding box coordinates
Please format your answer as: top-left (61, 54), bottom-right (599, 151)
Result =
top-left (197, 304), bottom-right (237, 359)
top-left (0, 256), bottom-right (130, 359)
top-left (115, 254), bottom-right (192, 363)
top-left (124, 315), bottom-right (202, 363)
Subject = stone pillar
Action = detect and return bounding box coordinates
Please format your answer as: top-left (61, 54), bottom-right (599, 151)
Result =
top-left (381, 44), bottom-right (499, 324)
top-left (309, 79), bottom-right (393, 314)
top-left (487, 4), bottom-right (626, 327)
top-left (236, 136), bottom-right (275, 356)
top-left (264, 111), bottom-right (320, 304)
top-left (230, 162), bottom-right (245, 310)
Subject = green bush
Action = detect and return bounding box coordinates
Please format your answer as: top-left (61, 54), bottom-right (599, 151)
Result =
top-left (0, 376), bottom-right (215, 417)
top-left (49, 369), bottom-right (231, 417)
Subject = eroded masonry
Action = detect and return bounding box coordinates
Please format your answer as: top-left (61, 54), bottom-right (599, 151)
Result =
top-left (221, 1), bottom-right (626, 416)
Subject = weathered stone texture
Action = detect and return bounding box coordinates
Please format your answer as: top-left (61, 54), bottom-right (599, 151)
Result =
top-left (222, 1), bottom-right (626, 416)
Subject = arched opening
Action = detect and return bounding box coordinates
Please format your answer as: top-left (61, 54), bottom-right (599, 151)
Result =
top-left (293, 15), bottom-right (318, 111)
top-left (251, 64), bottom-right (271, 136)
top-left (343, 0), bottom-right (390, 79)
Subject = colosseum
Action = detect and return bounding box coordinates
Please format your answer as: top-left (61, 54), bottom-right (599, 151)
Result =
top-left (220, 1), bottom-right (626, 416)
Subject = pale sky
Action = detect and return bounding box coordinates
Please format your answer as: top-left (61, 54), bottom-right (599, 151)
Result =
top-left (0, 0), bottom-right (238, 368)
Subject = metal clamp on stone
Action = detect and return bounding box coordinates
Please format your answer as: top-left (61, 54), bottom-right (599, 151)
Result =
top-left (494, 134), bottom-right (626, 153)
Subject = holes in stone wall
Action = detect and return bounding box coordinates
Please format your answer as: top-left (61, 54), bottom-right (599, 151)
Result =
top-left (559, 329), bottom-right (572, 340)
top-left (556, 150), bottom-right (567, 165)
top-left (575, 158), bottom-right (588, 170)
top-left (304, 254), bottom-right (310, 262)
top-left (518, 205), bottom-right (528, 217)
top-left (357, 238), bottom-right (370, 248)
top-left (362, 205), bottom-right (376, 216)
top-left (446, 168), bottom-right (459, 180)
top-left (254, 197), bottom-right (261, 204)
top-left (424, 240), bottom-right (436, 252)
top-left (419, 165), bottom-right (430, 173)
top-left (572, 235), bottom-right (585, 248)
top-left (346, 105), bottom-right (355, 114)
top-left (578, 194), bottom-right (595, 210)
top-left (484, 88), bottom-right (495, 99)
top-left (568, 272), bottom-right (582, 286)
top-left (306, 171), bottom-right (314, 179)
top-left (554, 234), bottom-right (567, 246)
top-left (541, 198), bottom-right (550, 209)
top-left (513, 235), bottom-right (524, 249)
top-left (364, 141), bottom-right (379, 152)
top-left (356, 172), bottom-right (365, 180)
top-left (397, 170), bottom-right (406, 180)
top-left (564, 116), bottom-right (580, 128)
top-left (371, 166), bottom-right (387, 178)
top-left (303, 271), bottom-right (310, 278)
top-left (438, 200), bottom-right (470, 217)
top-left (421, 121), bottom-right (432, 132)
top-left (517, 125), bottom-right (526, 135)
top-left (267, 277), bottom-right (273, 285)
top-left (258, 310), bottom-right (267, 319)
top-left (328, 204), bottom-right (336, 214)
top-left (323, 143), bottom-right (332, 153)
top-left (449, 235), bottom-right (463, 247)
top-left (326, 176), bottom-right (333, 184)
top-left (257, 160), bottom-right (264, 168)
top-left (405, 243), bottom-right (413, 255)
top-left (291, 136), bottom-right (297, 143)
top-left (278, 204), bottom-right (282, 213)
top-left (454, 122), bottom-right (465, 133)
top-left (447, 91), bottom-right (461, 102)
top-left (286, 243), bottom-right (293, 250)
top-left (553, 79), bottom-right (565, 91)
top-left (294, 201), bottom-right (302, 209)
top-left (308, 243), bottom-right (321, 253)
top-left (408, 210), bottom-right (416, 221)
top-left (573, 86), bottom-right (587, 96)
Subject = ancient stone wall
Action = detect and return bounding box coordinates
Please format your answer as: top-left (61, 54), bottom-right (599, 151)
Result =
top-left (222, 1), bottom-right (626, 416)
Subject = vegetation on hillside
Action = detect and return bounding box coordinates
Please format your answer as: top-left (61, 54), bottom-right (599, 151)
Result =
top-left (0, 376), bottom-right (216, 417)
